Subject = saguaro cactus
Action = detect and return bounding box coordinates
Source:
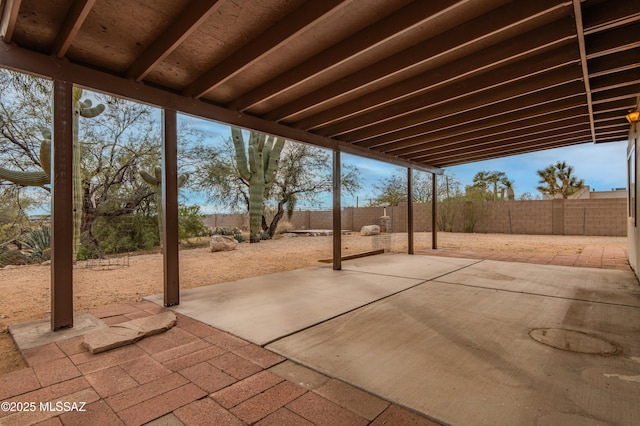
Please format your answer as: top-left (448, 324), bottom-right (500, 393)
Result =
top-left (140, 166), bottom-right (189, 245)
top-left (0, 130), bottom-right (51, 186)
top-left (0, 88), bottom-right (105, 259)
top-left (231, 127), bottom-right (285, 243)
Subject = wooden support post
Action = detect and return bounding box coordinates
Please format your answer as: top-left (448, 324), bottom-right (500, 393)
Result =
top-left (51, 80), bottom-right (74, 330)
top-left (432, 173), bottom-right (438, 250)
top-left (333, 150), bottom-right (341, 270)
top-left (163, 109), bottom-right (179, 306)
top-left (407, 168), bottom-right (414, 254)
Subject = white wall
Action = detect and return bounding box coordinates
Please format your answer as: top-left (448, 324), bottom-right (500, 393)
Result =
top-left (627, 105), bottom-right (640, 276)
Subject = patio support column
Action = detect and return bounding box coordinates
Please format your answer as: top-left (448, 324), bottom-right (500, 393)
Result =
top-left (162, 109), bottom-right (179, 306)
top-left (51, 80), bottom-right (74, 330)
top-left (432, 172), bottom-right (438, 249)
top-left (407, 167), bottom-right (414, 254)
top-left (333, 150), bottom-right (341, 270)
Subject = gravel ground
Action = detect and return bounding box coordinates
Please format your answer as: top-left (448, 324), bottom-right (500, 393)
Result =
top-left (0, 232), bottom-right (628, 373)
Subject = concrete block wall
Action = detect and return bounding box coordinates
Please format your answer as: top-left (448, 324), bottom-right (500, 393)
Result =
top-left (205, 198), bottom-right (627, 236)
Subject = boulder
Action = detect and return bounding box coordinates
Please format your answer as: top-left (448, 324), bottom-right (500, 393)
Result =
top-left (360, 225), bottom-right (381, 236)
top-left (209, 235), bottom-right (238, 252)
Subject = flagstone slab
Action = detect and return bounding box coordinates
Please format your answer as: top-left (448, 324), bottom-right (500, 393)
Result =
top-left (83, 312), bottom-right (177, 354)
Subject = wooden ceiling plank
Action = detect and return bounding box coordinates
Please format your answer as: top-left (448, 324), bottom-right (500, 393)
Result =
top-left (397, 119), bottom-right (590, 159)
top-left (435, 138), bottom-right (588, 167)
top-left (587, 48), bottom-right (640, 78)
top-left (591, 83), bottom-right (640, 104)
top-left (287, 17), bottom-right (576, 129)
top-left (227, 0), bottom-right (499, 111)
top-left (52, 0), bottom-right (95, 58)
top-left (328, 65), bottom-right (584, 142)
top-left (590, 68), bottom-right (640, 93)
top-left (582, 0), bottom-right (640, 35)
top-left (594, 110), bottom-right (632, 122)
top-left (592, 98), bottom-right (637, 114)
top-left (0, 41), bottom-right (442, 174)
top-left (386, 108), bottom-right (588, 156)
top-left (586, 21), bottom-right (640, 59)
top-left (0, 0), bottom-right (21, 43)
top-left (126, 0), bottom-right (223, 82)
top-left (416, 129), bottom-right (592, 164)
top-left (317, 48), bottom-right (581, 139)
top-left (351, 86), bottom-right (586, 148)
top-left (184, 0), bottom-right (346, 98)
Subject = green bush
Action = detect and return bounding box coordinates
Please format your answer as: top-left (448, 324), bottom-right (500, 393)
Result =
top-left (178, 205), bottom-right (209, 243)
top-left (90, 213), bottom-right (159, 255)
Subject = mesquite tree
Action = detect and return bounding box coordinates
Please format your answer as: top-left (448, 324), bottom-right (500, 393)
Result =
top-left (140, 166), bottom-right (189, 244)
top-left (0, 87), bottom-right (105, 258)
top-left (231, 127), bottom-right (285, 243)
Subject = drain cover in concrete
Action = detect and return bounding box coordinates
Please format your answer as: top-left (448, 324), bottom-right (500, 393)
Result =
top-left (529, 328), bottom-right (619, 354)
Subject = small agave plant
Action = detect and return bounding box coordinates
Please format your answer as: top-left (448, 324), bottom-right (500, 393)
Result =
top-left (21, 226), bottom-right (51, 261)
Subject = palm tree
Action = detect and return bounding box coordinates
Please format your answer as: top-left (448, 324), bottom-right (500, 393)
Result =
top-left (472, 171), bottom-right (509, 200)
top-left (536, 161), bottom-right (585, 199)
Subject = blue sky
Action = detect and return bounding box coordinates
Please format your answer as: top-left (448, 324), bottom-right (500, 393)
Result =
top-left (180, 114), bottom-right (629, 210)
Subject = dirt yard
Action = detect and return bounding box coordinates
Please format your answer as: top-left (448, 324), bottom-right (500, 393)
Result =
top-left (0, 232), bottom-right (628, 373)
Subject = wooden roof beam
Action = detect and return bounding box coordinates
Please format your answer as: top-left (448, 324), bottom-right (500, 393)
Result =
top-left (590, 69), bottom-right (640, 93)
top-left (421, 130), bottom-right (593, 165)
top-left (228, 0), bottom-right (504, 111)
top-left (184, 0), bottom-right (346, 98)
top-left (333, 64), bottom-right (584, 143)
top-left (52, 0), bottom-right (95, 58)
top-left (286, 17), bottom-right (576, 129)
top-left (0, 41), bottom-right (441, 175)
top-left (126, 0), bottom-right (223, 81)
top-left (349, 85), bottom-right (586, 148)
top-left (319, 48), bottom-right (580, 139)
top-left (586, 22), bottom-right (640, 59)
top-left (436, 138), bottom-right (589, 167)
top-left (582, 0), bottom-right (640, 35)
top-left (591, 83), bottom-right (640, 104)
top-left (587, 48), bottom-right (640, 78)
top-left (0, 0), bottom-right (21, 43)
top-left (592, 98), bottom-right (638, 114)
top-left (387, 107), bottom-right (588, 156)
top-left (401, 120), bottom-right (590, 160)
top-left (271, 3), bottom-right (575, 125)
top-left (573, 0), bottom-right (596, 144)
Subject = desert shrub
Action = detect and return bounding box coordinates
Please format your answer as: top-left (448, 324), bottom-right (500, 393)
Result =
top-left (233, 234), bottom-right (247, 243)
top-left (178, 205), bottom-right (209, 243)
top-left (211, 226), bottom-right (241, 236)
top-left (90, 213), bottom-right (159, 255)
top-left (0, 248), bottom-right (29, 267)
top-left (275, 221), bottom-right (295, 235)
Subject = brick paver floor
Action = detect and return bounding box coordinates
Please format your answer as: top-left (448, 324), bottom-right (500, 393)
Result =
top-left (417, 243), bottom-right (630, 271)
top-left (0, 301), bottom-right (441, 425)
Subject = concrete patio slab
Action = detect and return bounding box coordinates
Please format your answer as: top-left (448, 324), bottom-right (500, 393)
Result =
top-left (340, 253), bottom-right (479, 279)
top-left (267, 270), bottom-right (640, 425)
top-left (146, 261), bottom-right (431, 345)
top-left (268, 279), bottom-right (640, 425)
top-left (9, 311), bottom-right (107, 350)
top-left (439, 259), bottom-right (640, 306)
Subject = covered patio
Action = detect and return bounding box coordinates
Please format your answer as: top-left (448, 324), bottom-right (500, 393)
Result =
top-left (1, 0), bottom-right (640, 424)
top-left (1, 0), bottom-right (639, 328)
top-left (4, 253), bottom-right (640, 424)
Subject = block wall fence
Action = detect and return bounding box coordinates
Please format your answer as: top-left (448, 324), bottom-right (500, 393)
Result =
top-left (204, 198), bottom-right (627, 237)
